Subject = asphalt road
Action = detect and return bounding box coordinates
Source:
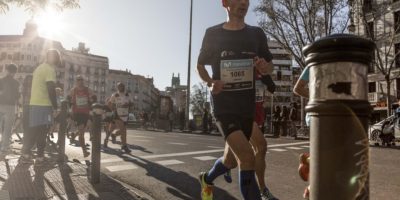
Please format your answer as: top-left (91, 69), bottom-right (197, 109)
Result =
top-left (67, 129), bottom-right (400, 200)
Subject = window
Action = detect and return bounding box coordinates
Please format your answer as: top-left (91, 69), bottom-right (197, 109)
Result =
top-left (0, 52), bottom-right (6, 60)
top-left (27, 55), bottom-right (31, 60)
top-left (363, 0), bottom-right (372, 12)
top-left (277, 71), bottom-right (282, 80)
top-left (368, 82), bottom-right (376, 93)
top-left (7, 54), bottom-right (12, 60)
top-left (21, 54), bottom-right (24, 60)
top-left (0, 65), bottom-right (3, 72)
top-left (364, 21), bottom-right (374, 39)
top-left (396, 43), bottom-right (400, 68)
top-left (395, 11), bottom-right (400, 34)
top-left (33, 56), bottom-right (37, 62)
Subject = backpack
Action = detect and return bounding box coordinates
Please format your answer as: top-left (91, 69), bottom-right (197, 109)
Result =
top-left (289, 107), bottom-right (298, 121)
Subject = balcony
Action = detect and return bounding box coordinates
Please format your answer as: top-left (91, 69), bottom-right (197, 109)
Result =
top-left (368, 92), bottom-right (378, 103)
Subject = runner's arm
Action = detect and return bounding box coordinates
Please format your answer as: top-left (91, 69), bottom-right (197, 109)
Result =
top-left (46, 81), bottom-right (58, 110)
top-left (197, 64), bottom-right (214, 87)
top-left (293, 79), bottom-right (309, 98)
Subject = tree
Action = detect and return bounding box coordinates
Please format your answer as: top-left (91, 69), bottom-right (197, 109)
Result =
top-left (352, 0), bottom-right (400, 116)
top-left (0, 0), bottom-right (80, 14)
top-left (190, 83), bottom-right (208, 116)
top-left (255, 0), bottom-right (349, 69)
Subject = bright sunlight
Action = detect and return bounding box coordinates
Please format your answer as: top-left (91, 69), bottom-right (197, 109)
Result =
top-left (35, 9), bottom-right (65, 39)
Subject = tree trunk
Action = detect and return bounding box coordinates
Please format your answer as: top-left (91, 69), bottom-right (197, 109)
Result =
top-left (386, 79), bottom-right (392, 116)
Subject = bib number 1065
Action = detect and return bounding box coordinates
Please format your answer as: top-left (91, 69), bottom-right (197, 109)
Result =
top-left (231, 71), bottom-right (245, 77)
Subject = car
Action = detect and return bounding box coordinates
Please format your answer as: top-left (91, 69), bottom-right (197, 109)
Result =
top-left (368, 115), bottom-right (400, 146)
top-left (127, 113), bottom-right (141, 128)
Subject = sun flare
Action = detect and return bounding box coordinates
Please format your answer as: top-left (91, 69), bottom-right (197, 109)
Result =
top-left (35, 9), bottom-right (65, 38)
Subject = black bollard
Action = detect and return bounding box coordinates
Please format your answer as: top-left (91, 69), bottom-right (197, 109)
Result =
top-left (90, 103), bottom-right (104, 184)
top-left (303, 34), bottom-right (375, 200)
top-left (57, 100), bottom-right (68, 162)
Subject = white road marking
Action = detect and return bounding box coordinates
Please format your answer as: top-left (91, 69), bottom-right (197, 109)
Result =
top-left (168, 142), bottom-right (188, 146)
top-left (286, 147), bottom-right (304, 150)
top-left (139, 149), bottom-right (224, 159)
top-left (269, 148), bottom-right (287, 152)
top-left (101, 158), bottom-right (122, 163)
top-left (128, 135), bottom-right (154, 139)
top-left (207, 146), bottom-right (223, 149)
top-left (156, 159), bottom-right (184, 166)
top-left (134, 139), bottom-right (150, 142)
top-left (115, 141), bottom-right (309, 161)
top-left (301, 145), bottom-right (310, 148)
top-left (106, 165), bottom-right (137, 172)
top-left (193, 156), bottom-right (217, 161)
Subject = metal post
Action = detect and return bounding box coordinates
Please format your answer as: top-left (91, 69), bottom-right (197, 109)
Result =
top-left (57, 100), bottom-right (68, 162)
top-left (90, 103), bottom-right (104, 184)
top-left (185, 0), bottom-right (193, 130)
top-left (303, 34), bottom-right (375, 200)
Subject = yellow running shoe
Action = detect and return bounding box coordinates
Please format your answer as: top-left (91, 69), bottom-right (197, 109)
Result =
top-left (199, 172), bottom-right (213, 200)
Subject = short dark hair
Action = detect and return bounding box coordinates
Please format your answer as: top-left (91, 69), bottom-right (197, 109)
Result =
top-left (6, 63), bottom-right (17, 73)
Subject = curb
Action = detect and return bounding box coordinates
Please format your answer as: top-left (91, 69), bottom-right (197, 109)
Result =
top-left (104, 174), bottom-right (155, 200)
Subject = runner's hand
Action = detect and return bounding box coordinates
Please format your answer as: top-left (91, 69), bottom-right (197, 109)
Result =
top-left (254, 56), bottom-right (273, 75)
top-left (211, 80), bottom-right (224, 95)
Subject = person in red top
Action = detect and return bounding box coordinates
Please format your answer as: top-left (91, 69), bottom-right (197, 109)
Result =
top-left (68, 75), bottom-right (95, 157)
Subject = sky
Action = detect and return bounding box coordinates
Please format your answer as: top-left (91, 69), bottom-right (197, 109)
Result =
top-left (0, 0), bottom-right (263, 90)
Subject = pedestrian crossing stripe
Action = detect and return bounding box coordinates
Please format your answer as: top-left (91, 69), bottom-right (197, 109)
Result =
top-left (269, 148), bottom-right (287, 152)
top-left (106, 164), bottom-right (137, 172)
top-left (286, 147), bottom-right (303, 150)
top-left (193, 156), bottom-right (217, 161)
top-left (168, 142), bottom-right (188, 145)
top-left (156, 159), bottom-right (184, 166)
top-left (301, 145), bottom-right (310, 148)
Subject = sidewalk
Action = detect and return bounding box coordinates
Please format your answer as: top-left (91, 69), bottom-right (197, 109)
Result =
top-left (0, 136), bottom-right (148, 200)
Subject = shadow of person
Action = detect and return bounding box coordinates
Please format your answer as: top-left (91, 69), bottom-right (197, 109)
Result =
top-left (104, 141), bottom-right (153, 154)
top-left (1, 160), bottom-right (52, 199)
top-left (112, 154), bottom-right (237, 200)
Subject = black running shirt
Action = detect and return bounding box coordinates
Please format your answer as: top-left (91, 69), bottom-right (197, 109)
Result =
top-left (198, 23), bottom-right (273, 117)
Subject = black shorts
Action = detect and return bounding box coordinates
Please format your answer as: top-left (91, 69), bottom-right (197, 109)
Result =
top-left (72, 113), bottom-right (90, 127)
top-left (215, 114), bottom-right (254, 140)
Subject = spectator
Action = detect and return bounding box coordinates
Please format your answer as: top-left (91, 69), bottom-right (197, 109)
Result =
top-left (272, 105), bottom-right (281, 137)
top-left (0, 63), bottom-right (20, 156)
top-left (20, 49), bottom-right (61, 165)
top-left (281, 106), bottom-right (289, 136)
top-left (289, 102), bottom-right (299, 137)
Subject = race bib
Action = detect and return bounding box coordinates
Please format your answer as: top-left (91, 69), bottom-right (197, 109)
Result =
top-left (76, 96), bottom-right (89, 107)
top-left (117, 106), bottom-right (129, 117)
top-left (220, 59), bottom-right (254, 91)
top-left (255, 80), bottom-right (265, 102)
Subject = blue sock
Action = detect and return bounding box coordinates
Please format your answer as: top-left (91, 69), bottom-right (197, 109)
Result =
top-left (204, 157), bottom-right (229, 185)
top-left (239, 170), bottom-right (261, 200)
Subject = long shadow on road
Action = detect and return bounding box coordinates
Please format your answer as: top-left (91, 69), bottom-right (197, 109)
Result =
top-left (103, 148), bottom-right (237, 200)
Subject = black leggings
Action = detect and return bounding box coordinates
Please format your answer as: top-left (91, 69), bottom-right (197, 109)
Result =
top-left (22, 125), bottom-right (49, 157)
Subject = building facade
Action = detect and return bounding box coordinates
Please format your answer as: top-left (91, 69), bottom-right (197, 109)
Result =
top-left (107, 69), bottom-right (160, 114)
top-left (264, 41), bottom-right (294, 109)
top-left (165, 73), bottom-right (187, 114)
top-left (350, 0), bottom-right (400, 120)
top-left (0, 20), bottom-right (109, 103)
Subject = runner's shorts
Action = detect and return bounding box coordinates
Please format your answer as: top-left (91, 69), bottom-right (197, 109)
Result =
top-left (29, 105), bottom-right (52, 128)
top-left (214, 114), bottom-right (254, 140)
top-left (72, 113), bottom-right (90, 127)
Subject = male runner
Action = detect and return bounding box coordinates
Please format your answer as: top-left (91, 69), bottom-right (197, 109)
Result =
top-left (108, 82), bottom-right (132, 153)
top-left (68, 75), bottom-right (95, 157)
top-left (196, 0), bottom-right (273, 199)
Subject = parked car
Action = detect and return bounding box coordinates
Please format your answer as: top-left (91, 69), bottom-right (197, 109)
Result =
top-left (368, 115), bottom-right (400, 146)
top-left (127, 113), bottom-right (140, 128)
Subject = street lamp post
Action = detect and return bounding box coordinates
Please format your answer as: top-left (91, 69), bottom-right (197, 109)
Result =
top-left (186, 0), bottom-right (193, 130)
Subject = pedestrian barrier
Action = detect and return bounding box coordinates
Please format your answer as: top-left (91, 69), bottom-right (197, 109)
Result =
top-left (90, 103), bottom-right (104, 184)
